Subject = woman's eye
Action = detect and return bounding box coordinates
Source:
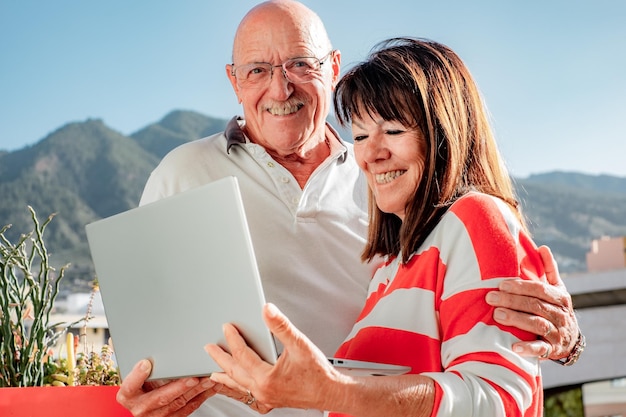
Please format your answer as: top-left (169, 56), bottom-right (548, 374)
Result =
top-left (386, 129), bottom-right (404, 135)
top-left (353, 135), bottom-right (368, 142)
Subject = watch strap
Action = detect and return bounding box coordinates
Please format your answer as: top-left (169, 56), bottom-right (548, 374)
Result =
top-left (553, 331), bottom-right (585, 366)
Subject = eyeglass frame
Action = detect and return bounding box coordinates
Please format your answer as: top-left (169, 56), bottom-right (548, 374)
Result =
top-left (229, 50), bottom-right (335, 89)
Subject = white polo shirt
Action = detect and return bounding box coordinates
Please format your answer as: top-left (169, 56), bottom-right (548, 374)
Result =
top-left (140, 117), bottom-right (374, 417)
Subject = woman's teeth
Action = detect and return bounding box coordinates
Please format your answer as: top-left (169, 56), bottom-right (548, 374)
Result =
top-left (375, 170), bottom-right (406, 184)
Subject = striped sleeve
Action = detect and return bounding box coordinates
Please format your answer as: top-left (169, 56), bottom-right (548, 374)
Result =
top-left (424, 193), bottom-right (544, 417)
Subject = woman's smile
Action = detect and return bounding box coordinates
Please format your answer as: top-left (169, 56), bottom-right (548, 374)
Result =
top-left (374, 169), bottom-right (407, 184)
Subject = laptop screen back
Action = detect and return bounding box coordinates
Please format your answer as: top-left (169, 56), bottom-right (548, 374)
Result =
top-left (85, 176), bottom-right (277, 380)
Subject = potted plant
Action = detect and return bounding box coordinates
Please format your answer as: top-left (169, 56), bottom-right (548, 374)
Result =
top-left (0, 206), bottom-right (131, 416)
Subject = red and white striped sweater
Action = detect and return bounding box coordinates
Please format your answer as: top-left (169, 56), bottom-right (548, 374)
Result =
top-left (332, 192), bottom-right (544, 417)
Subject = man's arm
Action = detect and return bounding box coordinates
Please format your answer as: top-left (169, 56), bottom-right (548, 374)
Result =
top-left (486, 246), bottom-right (583, 363)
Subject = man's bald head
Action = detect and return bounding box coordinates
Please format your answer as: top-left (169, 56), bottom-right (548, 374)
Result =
top-left (232, 0), bottom-right (332, 63)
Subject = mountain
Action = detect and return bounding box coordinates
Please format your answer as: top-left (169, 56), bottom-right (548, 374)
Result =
top-left (0, 119), bottom-right (159, 285)
top-left (514, 178), bottom-right (626, 272)
top-left (1, 109), bottom-right (625, 288)
top-left (524, 171), bottom-right (626, 196)
top-left (131, 110), bottom-right (229, 159)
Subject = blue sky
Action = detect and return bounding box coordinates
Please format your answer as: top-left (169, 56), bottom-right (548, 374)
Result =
top-left (2, 1), bottom-right (625, 178)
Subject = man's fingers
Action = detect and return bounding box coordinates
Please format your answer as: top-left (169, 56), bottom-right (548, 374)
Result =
top-left (166, 379), bottom-right (219, 417)
top-left (497, 279), bottom-right (557, 302)
top-left (121, 359), bottom-right (152, 394)
top-left (538, 245), bottom-right (562, 287)
top-left (493, 306), bottom-right (570, 360)
top-left (172, 389), bottom-right (217, 417)
top-left (492, 307), bottom-right (553, 340)
top-left (117, 359), bottom-right (213, 417)
top-left (490, 278), bottom-right (572, 317)
top-left (181, 378), bottom-right (218, 403)
top-left (117, 359), bottom-right (154, 409)
top-left (487, 289), bottom-right (559, 322)
top-left (512, 339), bottom-right (554, 359)
top-left (489, 279), bottom-right (574, 332)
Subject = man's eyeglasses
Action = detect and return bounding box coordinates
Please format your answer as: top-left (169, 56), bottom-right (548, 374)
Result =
top-left (230, 50), bottom-right (334, 89)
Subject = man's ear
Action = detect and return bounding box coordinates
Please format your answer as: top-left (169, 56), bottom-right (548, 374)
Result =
top-left (330, 49), bottom-right (341, 90)
top-left (225, 64), bottom-right (242, 103)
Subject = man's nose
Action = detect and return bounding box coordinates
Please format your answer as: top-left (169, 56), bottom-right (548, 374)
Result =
top-left (267, 65), bottom-right (292, 97)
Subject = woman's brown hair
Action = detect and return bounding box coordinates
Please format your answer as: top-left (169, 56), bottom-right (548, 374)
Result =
top-left (333, 37), bottom-right (525, 263)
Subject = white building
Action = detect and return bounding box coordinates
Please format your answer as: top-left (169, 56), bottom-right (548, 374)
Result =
top-left (51, 291), bottom-right (111, 358)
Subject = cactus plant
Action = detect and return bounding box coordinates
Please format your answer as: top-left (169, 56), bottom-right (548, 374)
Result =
top-left (0, 206), bottom-right (119, 387)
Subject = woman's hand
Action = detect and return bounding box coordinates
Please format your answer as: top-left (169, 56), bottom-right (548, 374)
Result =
top-left (205, 303), bottom-right (347, 413)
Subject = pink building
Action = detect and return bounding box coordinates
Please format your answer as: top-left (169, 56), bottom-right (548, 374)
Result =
top-left (586, 236), bottom-right (626, 272)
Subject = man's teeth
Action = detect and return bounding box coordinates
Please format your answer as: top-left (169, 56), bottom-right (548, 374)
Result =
top-left (268, 104), bottom-right (302, 115)
top-left (375, 170), bottom-right (406, 184)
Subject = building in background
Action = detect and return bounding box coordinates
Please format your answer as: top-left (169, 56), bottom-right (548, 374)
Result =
top-left (586, 236), bottom-right (626, 272)
top-left (51, 291), bottom-right (111, 359)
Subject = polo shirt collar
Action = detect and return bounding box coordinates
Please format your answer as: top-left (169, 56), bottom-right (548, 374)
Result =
top-left (225, 116), bottom-right (246, 154)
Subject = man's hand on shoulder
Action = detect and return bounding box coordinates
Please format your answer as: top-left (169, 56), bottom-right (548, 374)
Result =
top-left (486, 246), bottom-right (582, 363)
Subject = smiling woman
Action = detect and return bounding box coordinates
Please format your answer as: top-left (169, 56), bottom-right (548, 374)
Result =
top-left (334, 36), bottom-right (524, 264)
top-left (351, 117), bottom-right (426, 221)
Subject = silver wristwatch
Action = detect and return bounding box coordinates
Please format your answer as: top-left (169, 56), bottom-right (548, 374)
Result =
top-left (553, 331), bottom-right (586, 366)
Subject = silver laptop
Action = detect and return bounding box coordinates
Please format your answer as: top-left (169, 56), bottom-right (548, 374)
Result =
top-left (86, 176), bottom-right (409, 381)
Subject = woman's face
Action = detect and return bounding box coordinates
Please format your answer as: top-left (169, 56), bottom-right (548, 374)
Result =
top-left (352, 113), bottom-right (426, 221)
